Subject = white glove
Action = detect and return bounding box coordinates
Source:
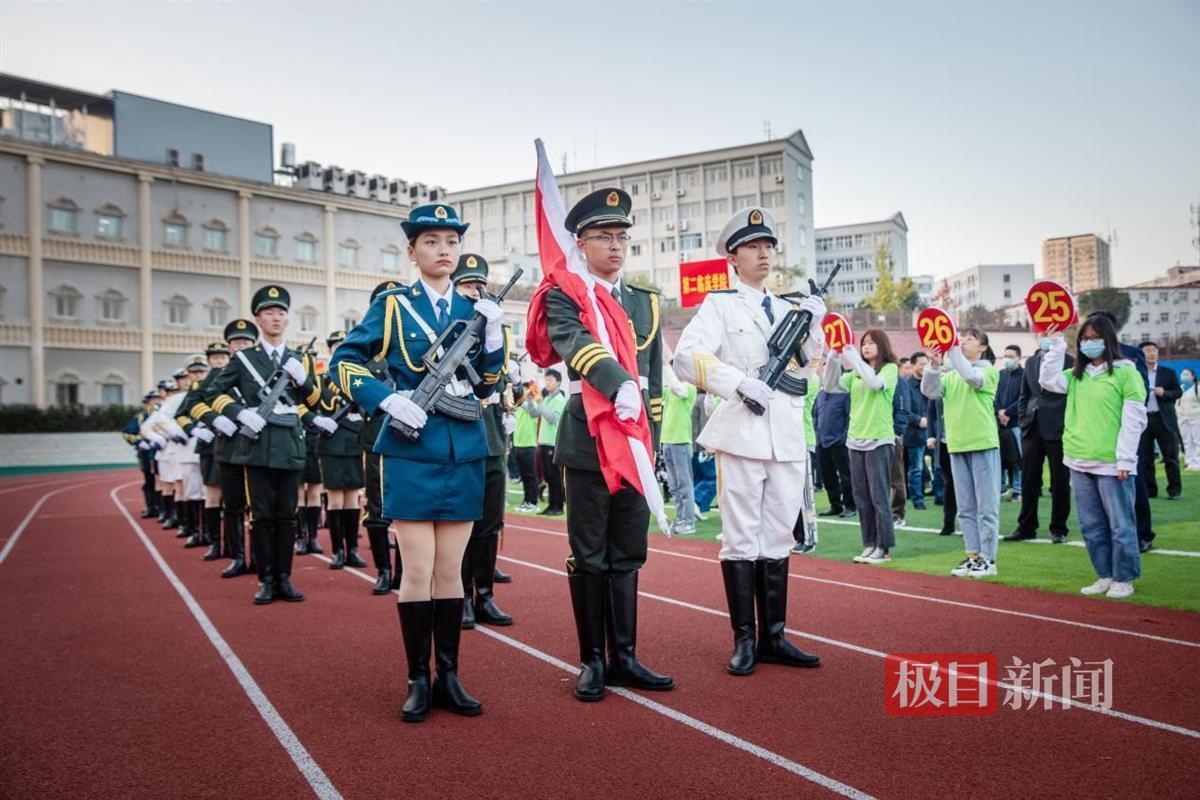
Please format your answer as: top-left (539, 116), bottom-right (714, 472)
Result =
top-left (211, 415), bottom-right (237, 437)
top-left (193, 427), bottom-right (215, 443)
top-left (164, 421), bottom-right (185, 439)
top-left (379, 393), bottom-right (428, 430)
top-left (798, 294), bottom-right (827, 319)
top-left (507, 359), bottom-right (521, 385)
top-left (347, 412), bottom-right (363, 423)
top-left (311, 415), bottom-right (338, 434)
top-left (502, 413), bottom-right (516, 435)
top-left (282, 357), bottom-right (307, 384)
top-left (613, 380), bottom-right (642, 421)
top-left (737, 376), bottom-right (773, 408)
top-left (137, 440), bottom-right (151, 451)
top-left (475, 298), bottom-right (504, 350)
top-left (147, 432), bottom-right (167, 448)
top-left (237, 408), bottom-right (266, 433)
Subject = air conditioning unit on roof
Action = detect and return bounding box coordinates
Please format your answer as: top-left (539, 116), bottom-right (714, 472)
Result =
top-left (676, 188), bottom-right (686, 197)
top-left (651, 191), bottom-right (662, 200)
top-left (774, 175), bottom-right (784, 184)
top-left (346, 171), bottom-right (369, 199)
top-left (679, 220), bottom-right (689, 231)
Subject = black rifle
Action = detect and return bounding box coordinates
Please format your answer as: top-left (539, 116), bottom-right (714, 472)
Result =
top-left (738, 263), bottom-right (841, 416)
top-left (389, 269), bottom-right (523, 442)
top-left (320, 393), bottom-right (361, 438)
top-left (238, 337), bottom-right (317, 440)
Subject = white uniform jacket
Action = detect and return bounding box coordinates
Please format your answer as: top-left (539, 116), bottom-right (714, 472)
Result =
top-left (673, 287), bottom-right (823, 462)
top-left (142, 391), bottom-right (200, 464)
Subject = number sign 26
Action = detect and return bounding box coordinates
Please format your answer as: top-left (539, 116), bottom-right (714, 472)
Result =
top-left (917, 307), bottom-right (958, 350)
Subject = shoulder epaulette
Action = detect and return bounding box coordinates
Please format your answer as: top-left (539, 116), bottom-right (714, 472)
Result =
top-left (708, 289), bottom-right (737, 295)
top-left (626, 282), bottom-right (661, 295)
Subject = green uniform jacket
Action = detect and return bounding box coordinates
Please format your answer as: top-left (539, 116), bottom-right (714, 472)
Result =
top-left (207, 344), bottom-right (317, 469)
top-left (179, 371), bottom-right (219, 456)
top-left (305, 372), bottom-right (364, 458)
top-left (545, 281), bottom-right (662, 472)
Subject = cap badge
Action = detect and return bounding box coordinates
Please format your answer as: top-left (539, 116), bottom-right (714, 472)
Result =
top-left (749, 210), bottom-right (763, 226)
top-left (606, 191), bottom-right (620, 207)
top-left (267, 287), bottom-right (279, 298)
top-left (466, 256), bottom-right (477, 268)
top-left (434, 206), bottom-right (448, 220)
top-left (237, 320), bottom-right (247, 329)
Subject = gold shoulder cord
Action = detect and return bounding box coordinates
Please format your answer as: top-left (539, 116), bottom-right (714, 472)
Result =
top-left (390, 295), bottom-right (426, 373)
top-left (635, 292), bottom-right (660, 352)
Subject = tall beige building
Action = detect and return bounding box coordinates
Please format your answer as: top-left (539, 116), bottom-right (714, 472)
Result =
top-left (1042, 234), bottom-right (1111, 292)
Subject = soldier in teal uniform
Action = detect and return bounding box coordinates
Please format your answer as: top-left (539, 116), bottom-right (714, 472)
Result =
top-left (208, 286), bottom-right (327, 604)
top-left (542, 188), bottom-right (673, 702)
top-left (123, 391), bottom-right (160, 518)
top-left (330, 204), bottom-right (506, 723)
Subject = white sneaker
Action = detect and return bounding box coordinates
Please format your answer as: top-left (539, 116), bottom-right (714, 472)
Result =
top-left (673, 523), bottom-right (696, 536)
top-left (1080, 578), bottom-right (1114, 595)
top-left (951, 557), bottom-right (976, 577)
top-left (1105, 582), bottom-right (1134, 599)
top-left (852, 547), bottom-right (875, 564)
top-left (968, 559), bottom-right (997, 578)
top-left (694, 502), bottom-right (708, 522)
top-left (894, 516), bottom-right (908, 529)
top-left (863, 548), bottom-right (891, 564)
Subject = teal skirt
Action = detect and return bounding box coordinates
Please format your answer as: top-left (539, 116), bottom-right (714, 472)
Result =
top-left (382, 457), bottom-right (484, 521)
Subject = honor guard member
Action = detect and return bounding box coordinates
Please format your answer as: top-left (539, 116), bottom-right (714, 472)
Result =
top-left (200, 319), bottom-right (260, 577)
top-left (175, 355), bottom-right (212, 549)
top-left (451, 254), bottom-right (513, 629)
top-left (302, 330), bottom-right (365, 568)
top-left (674, 207), bottom-right (825, 675)
top-left (209, 286), bottom-right (320, 605)
top-left (123, 391), bottom-right (161, 518)
top-left (151, 379), bottom-right (172, 521)
top-left (330, 204), bottom-right (506, 722)
top-left (297, 342), bottom-right (327, 556)
top-left (143, 367), bottom-right (193, 531)
top-left (180, 343), bottom-right (231, 558)
top-left (362, 280), bottom-right (404, 594)
top-left (543, 188), bottom-right (674, 701)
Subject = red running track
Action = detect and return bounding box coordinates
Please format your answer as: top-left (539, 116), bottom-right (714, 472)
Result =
top-left (1, 469), bottom-right (1198, 799)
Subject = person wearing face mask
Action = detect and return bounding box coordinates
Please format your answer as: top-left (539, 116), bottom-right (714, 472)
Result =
top-left (1005, 334), bottom-right (1073, 543)
top-left (1040, 315), bottom-right (1147, 599)
top-left (1178, 368), bottom-right (1200, 471)
top-left (995, 345), bottom-right (1024, 502)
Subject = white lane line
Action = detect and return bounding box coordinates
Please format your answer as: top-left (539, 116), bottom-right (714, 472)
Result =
top-left (1023, 538), bottom-right (1200, 558)
top-left (110, 484), bottom-right (343, 800)
top-left (0, 476), bottom-right (77, 496)
top-left (505, 522), bottom-right (1200, 650)
top-left (0, 478), bottom-right (114, 566)
top-left (496, 553), bottom-right (1200, 742)
top-left (307, 550), bottom-right (873, 800)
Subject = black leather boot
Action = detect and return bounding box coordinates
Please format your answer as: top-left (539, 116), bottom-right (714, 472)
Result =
top-left (295, 503), bottom-right (310, 555)
top-left (275, 574), bottom-right (304, 602)
top-left (567, 570), bottom-right (608, 701)
top-left (460, 548), bottom-right (476, 630)
top-left (604, 571), bottom-right (674, 691)
top-left (754, 559), bottom-right (820, 668)
top-left (473, 536), bottom-right (512, 626)
top-left (391, 542), bottom-right (403, 590)
top-left (397, 601), bottom-right (434, 722)
top-left (720, 560), bottom-right (757, 676)
top-left (183, 500), bottom-right (204, 544)
top-left (161, 495), bottom-right (178, 529)
top-left (250, 522), bottom-right (273, 598)
top-left (431, 598), bottom-right (483, 716)
top-left (343, 509), bottom-right (368, 568)
top-left (202, 507), bottom-right (223, 561)
top-left (141, 485), bottom-right (156, 518)
top-left (252, 580), bottom-right (275, 605)
top-left (367, 525), bottom-right (392, 595)
top-left (273, 520), bottom-right (302, 601)
top-left (221, 513), bottom-right (248, 578)
top-left (493, 566), bottom-right (512, 584)
top-left (327, 510), bottom-right (345, 570)
top-left (305, 506), bottom-right (324, 555)
top-left (157, 493), bottom-right (170, 524)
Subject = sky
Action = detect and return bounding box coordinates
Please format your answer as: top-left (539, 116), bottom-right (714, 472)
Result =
top-left (2, 0), bottom-right (1197, 285)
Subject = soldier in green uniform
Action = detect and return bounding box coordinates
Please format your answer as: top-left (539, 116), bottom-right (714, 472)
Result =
top-left (451, 254), bottom-right (513, 629)
top-left (208, 286), bottom-right (322, 604)
top-left (362, 280), bottom-right (404, 594)
top-left (180, 342), bottom-right (231, 559)
top-left (541, 188), bottom-right (673, 701)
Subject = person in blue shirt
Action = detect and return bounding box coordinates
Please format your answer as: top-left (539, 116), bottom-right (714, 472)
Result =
top-left (330, 204), bottom-right (506, 723)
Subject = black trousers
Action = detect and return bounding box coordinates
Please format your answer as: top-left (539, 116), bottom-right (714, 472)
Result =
top-left (1016, 432), bottom-right (1070, 538)
top-left (139, 453), bottom-right (155, 495)
top-left (363, 450), bottom-right (388, 527)
top-left (818, 442), bottom-right (854, 513)
top-left (218, 460), bottom-right (247, 514)
top-left (564, 466), bottom-right (648, 574)
top-left (537, 444), bottom-right (564, 510)
top-left (1140, 413), bottom-right (1182, 497)
top-left (244, 466), bottom-right (301, 524)
top-left (890, 441), bottom-right (906, 517)
top-left (471, 456), bottom-right (505, 540)
top-left (514, 446), bottom-right (538, 505)
top-left (938, 441), bottom-right (957, 533)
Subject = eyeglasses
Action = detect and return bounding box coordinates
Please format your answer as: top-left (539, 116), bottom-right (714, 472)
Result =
top-left (580, 233), bottom-right (632, 245)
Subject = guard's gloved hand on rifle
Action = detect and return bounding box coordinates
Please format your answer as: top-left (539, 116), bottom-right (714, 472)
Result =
top-left (193, 428), bottom-right (215, 443)
top-left (379, 392), bottom-right (428, 430)
top-left (137, 440), bottom-right (151, 451)
top-left (211, 416), bottom-right (237, 437)
top-left (282, 357), bottom-right (307, 384)
top-left (236, 408), bottom-right (266, 433)
top-left (613, 380), bottom-right (642, 421)
top-left (474, 298), bottom-right (504, 351)
top-left (311, 416), bottom-right (338, 435)
top-left (737, 376), bottom-right (773, 409)
top-left (147, 432), bottom-right (167, 449)
top-left (798, 294), bottom-right (827, 320)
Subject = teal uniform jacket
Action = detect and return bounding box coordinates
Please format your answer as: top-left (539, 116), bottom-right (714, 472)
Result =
top-left (122, 410), bottom-right (148, 448)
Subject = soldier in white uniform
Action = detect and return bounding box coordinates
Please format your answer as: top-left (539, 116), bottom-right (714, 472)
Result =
top-left (673, 207), bottom-right (825, 676)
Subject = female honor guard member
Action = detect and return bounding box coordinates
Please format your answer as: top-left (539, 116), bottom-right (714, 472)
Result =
top-left (674, 207), bottom-right (825, 676)
top-left (329, 204), bottom-right (506, 723)
top-left (180, 341), bottom-right (232, 560)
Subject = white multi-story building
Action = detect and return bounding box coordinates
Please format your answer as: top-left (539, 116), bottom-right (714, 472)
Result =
top-left (814, 212), bottom-right (908, 308)
top-left (944, 263), bottom-right (1035, 311)
top-left (1122, 283), bottom-right (1200, 346)
top-left (449, 131), bottom-right (817, 302)
top-left (911, 273), bottom-right (935, 307)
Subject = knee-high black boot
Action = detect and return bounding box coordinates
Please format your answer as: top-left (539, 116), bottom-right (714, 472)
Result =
top-left (343, 509), bottom-right (367, 568)
top-left (754, 559), bottom-right (819, 668)
top-left (328, 510), bottom-right (345, 570)
top-left (183, 500), bottom-right (204, 544)
top-left (141, 485), bottom-right (156, 518)
top-left (202, 507), bottom-right (223, 561)
top-left (274, 520), bottom-right (303, 602)
top-left (367, 525), bottom-right (392, 595)
top-left (720, 560), bottom-right (757, 676)
top-left (431, 598), bottom-right (482, 716)
top-left (221, 512), bottom-right (248, 578)
top-left (250, 522), bottom-right (275, 604)
top-left (161, 494), bottom-right (178, 529)
top-left (473, 536), bottom-right (512, 626)
top-left (567, 570), bottom-right (608, 702)
top-left (604, 571), bottom-right (674, 691)
top-left (460, 545), bottom-right (476, 630)
top-left (391, 537), bottom-right (403, 590)
top-left (295, 502), bottom-right (310, 555)
top-left (305, 506), bottom-right (324, 554)
top-left (397, 601), bottom-right (434, 722)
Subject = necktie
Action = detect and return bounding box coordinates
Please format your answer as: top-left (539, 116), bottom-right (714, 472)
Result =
top-left (611, 286), bottom-right (623, 307)
top-left (761, 295), bottom-right (775, 325)
top-left (270, 349), bottom-right (281, 368)
top-left (436, 298), bottom-right (450, 331)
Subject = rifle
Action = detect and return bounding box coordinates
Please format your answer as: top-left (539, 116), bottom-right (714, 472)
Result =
top-left (738, 263), bottom-right (841, 416)
top-left (320, 393), bottom-right (361, 438)
top-left (238, 336), bottom-right (317, 440)
top-left (389, 268), bottom-right (523, 442)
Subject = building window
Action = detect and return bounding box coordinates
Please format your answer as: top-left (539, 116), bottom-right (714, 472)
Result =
top-left (625, 180), bottom-right (642, 196)
top-left (165, 295), bottom-right (191, 325)
top-left (796, 165), bottom-right (805, 181)
top-left (732, 194), bottom-right (755, 211)
top-left (54, 375), bottom-right (80, 407)
top-left (255, 228), bottom-right (280, 258)
top-left (797, 195), bottom-right (806, 216)
top-left (207, 298), bottom-right (229, 327)
top-left (630, 243), bottom-right (643, 257)
top-left (761, 191), bottom-right (784, 208)
top-left (1003, 273), bottom-right (1011, 283)
top-left (760, 157), bottom-right (783, 176)
top-left (678, 202), bottom-right (700, 219)
top-left (49, 199), bottom-right (79, 234)
top-left (162, 212), bottom-right (189, 247)
top-left (705, 199), bottom-right (728, 216)
top-left (299, 306), bottom-right (319, 332)
top-left (342, 312), bottom-right (360, 330)
top-left (1139, 312), bottom-right (1150, 324)
top-left (100, 378), bottom-right (125, 406)
top-left (95, 204), bottom-right (125, 239)
top-left (382, 247), bottom-right (400, 271)
top-left (798, 228), bottom-right (807, 247)
top-left (296, 234), bottom-right (317, 263)
top-left (203, 221), bottom-right (228, 252)
top-left (98, 289), bottom-right (127, 322)
top-left (680, 233), bottom-right (702, 251)
top-left (734, 161), bottom-right (756, 180)
top-left (653, 206), bottom-right (676, 223)
top-left (1159, 312), bottom-right (1170, 323)
top-left (338, 240), bottom-right (360, 268)
top-left (481, 199), bottom-right (498, 217)
top-left (659, 238), bottom-right (676, 254)
top-left (51, 285), bottom-right (82, 318)
top-left (705, 165), bottom-right (728, 184)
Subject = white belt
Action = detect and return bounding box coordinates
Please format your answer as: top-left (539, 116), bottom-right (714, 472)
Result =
top-left (568, 376), bottom-right (649, 395)
top-left (273, 402), bottom-right (298, 415)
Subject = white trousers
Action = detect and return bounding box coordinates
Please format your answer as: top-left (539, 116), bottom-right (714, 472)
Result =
top-left (1181, 418), bottom-right (1200, 470)
top-left (716, 452), bottom-right (806, 561)
top-left (180, 463), bottom-right (204, 500)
